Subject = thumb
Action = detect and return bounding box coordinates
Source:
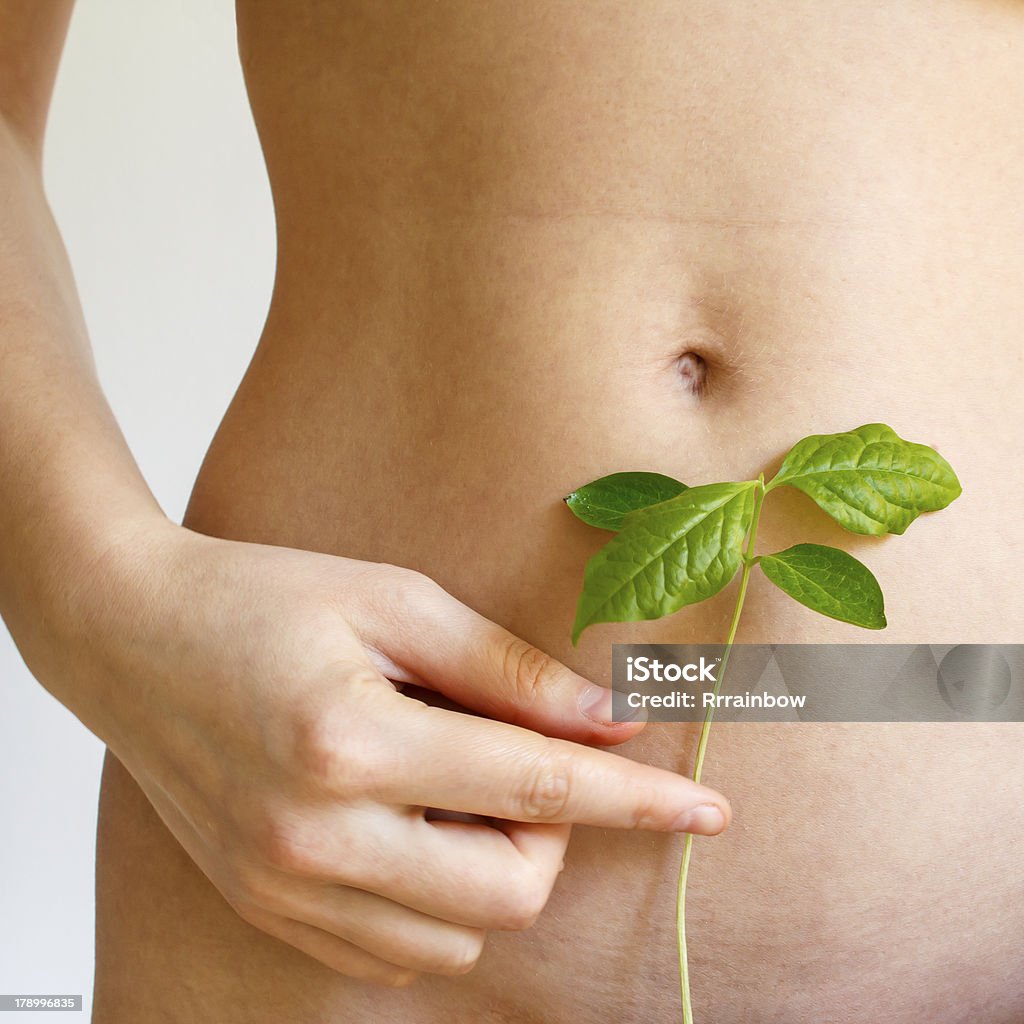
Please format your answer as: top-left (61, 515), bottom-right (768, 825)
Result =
top-left (354, 567), bottom-right (643, 744)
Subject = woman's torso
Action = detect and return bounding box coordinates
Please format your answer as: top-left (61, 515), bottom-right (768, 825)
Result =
top-left (115, 2), bottom-right (1024, 1021)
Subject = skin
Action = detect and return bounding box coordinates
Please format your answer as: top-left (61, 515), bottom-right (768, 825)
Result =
top-left (0, 0), bottom-right (729, 1003)
top-left (2, 2), bottom-right (1023, 1022)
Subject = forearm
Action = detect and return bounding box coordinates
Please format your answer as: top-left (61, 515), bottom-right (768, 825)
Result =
top-left (0, 113), bottom-right (170, 699)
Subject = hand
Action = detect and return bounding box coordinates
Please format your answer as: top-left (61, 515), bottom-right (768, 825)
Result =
top-left (38, 522), bottom-right (731, 987)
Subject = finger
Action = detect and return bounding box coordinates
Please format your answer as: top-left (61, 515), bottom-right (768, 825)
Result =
top-left (354, 567), bottom-right (643, 744)
top-left (240, 906), bottom-right (419, 987)
top-left (275, 882), bottom-right (486, 976)
top-left (325, 810), bottom-right (570, 930)
top-left (371, 692), bottom-right (730, 834)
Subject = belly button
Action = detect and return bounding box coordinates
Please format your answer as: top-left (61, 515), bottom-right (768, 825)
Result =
top-left (675, 351), bottom-right (708, 397)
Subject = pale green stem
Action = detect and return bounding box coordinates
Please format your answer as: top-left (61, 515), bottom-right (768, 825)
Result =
top-left (678, 475), bottom-right (765, 1024)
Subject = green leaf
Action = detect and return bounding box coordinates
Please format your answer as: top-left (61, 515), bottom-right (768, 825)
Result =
top-left (766, 423), bottom-right (962, 535)
top-left (564, 472), bottom-right (688, 532)
top-left (571, 481), bottom-right (756, 644)
top-left (759, 543), bottom-right (887, 630)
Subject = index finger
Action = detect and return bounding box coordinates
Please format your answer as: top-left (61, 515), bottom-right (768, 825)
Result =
top-left (370, 693), bottom-right (731, 835)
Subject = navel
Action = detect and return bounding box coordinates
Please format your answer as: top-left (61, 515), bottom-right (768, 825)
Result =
top-left (675, 350), bottom-right (708, 396)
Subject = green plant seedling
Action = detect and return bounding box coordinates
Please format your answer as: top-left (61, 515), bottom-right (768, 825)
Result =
top-left (564, 423), bottom-right (962, 1024)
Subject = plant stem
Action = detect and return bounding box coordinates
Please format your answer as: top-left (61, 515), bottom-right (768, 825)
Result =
top-left (678, 475), bottom-right (765, 1024)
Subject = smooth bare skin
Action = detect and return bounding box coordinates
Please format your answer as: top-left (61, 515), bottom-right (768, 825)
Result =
top-left (0, 0), bottom-right (733, 998)
top-left (4, 2), bottom-right (1024, 1023)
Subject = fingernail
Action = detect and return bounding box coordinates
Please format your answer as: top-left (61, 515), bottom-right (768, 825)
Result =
top-left (578, 684), bottom-right (645, 724)
top-left (673, 804), bottom-right (727, 835)
top-left (578, 684), bottom-right (614, 722)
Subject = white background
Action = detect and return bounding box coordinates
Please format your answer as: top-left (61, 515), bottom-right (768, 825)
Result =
top-left (0, 2), bottom-right (274, 1018)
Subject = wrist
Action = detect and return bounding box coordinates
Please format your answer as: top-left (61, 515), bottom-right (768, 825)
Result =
top-left (4, 510), bottom-right (193, 733)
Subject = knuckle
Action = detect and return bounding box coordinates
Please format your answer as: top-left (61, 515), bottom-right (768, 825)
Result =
top-left (397, 566), bottom-right (442, 597)
top-left (250, 812), bottom-right (325, 877)
top-left (371, 564), bottom-right (443, 616)
top-left (500, 637), bottom-right (558, 709)
top-left (431, 933), bottom-right (485, 976)
top-left (512, 746), bottom-right (575, 822)
top-left (627, 782), bottom-right (672, 831)
top-left (293, 689), bottom-right (382, 796)
top-left (494, 873), bottom-right (549, 931)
